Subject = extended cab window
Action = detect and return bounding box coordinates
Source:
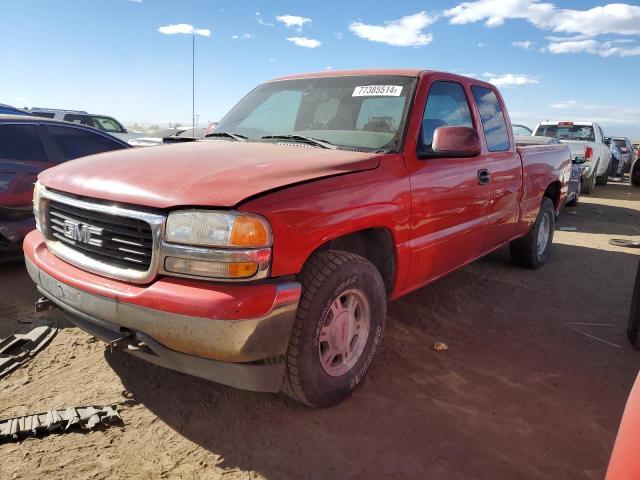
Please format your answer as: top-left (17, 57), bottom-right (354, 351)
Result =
top-left (420, 81), bottom-right (473, 151)
top-left (46, 126), bottom-right (123, 160)
top-left (0, 124), bottom-right (48, 162)
top-left (471, 86), bottom-right (509, 152)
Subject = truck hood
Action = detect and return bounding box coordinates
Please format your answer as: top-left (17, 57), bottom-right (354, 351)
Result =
top-left (38, 141), bottom-right (382, 209)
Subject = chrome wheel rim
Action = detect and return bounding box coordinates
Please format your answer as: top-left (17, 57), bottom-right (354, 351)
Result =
top-left (537, 213), bottom-right (551, 257)
top-left (318, 289), bottom-right (371, 377)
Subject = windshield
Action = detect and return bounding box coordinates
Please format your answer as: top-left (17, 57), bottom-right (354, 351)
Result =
top-left (614, 139), bottom-right (627, 149)
top-left (536, 124), bottom-right (595, 141)
top-left (512, 125), bottom-right (532, 136)
top-left (92, 116), bottom-right (126, 133)
top-left (214, 75), bottom-right (418, 152)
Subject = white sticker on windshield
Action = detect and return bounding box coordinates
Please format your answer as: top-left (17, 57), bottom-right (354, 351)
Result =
top-left (352, 85), bottom-right (403, 97)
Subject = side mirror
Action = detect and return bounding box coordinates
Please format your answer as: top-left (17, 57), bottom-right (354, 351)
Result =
top-left (604, 137), bottom-right (611, 145)
top-left (422, 126), bottom-right (481, 158)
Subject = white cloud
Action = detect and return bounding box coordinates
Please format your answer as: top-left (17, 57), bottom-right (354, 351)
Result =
top-left (232, 33), bottom-right (255, 40)
top-left (158, 24), bottom-right (211, 37)
top-left (483, 73), bottom-right (539, 87)
top-left (334, 32), bottom-right (343, 40)
top-left (276, 15), bottom-right (311, 30)
top-left (128, 0), bottom-right (142, 3)
top-left (547, 39), bottom-right (640, 57)
top-left (444, 1), bottom-right (640, 37)
top-left (477, 42), bottom-right (487, 47)
top-left (286, 37), bottom-right (321, 48)
top-left (255, 12), bottom-right (274, 27)
top-left (543, 100), bottom-right (640, 127)
top-left (349, 11), bottom-right (435, 47)
top-left (513, 40), bottom-right (533, 49)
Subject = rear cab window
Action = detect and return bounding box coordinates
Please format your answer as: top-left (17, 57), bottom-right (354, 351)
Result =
top-left (0, 124), bottom-right (48, 162)
top-left (536, 123), bottom-right (595, 142)
top-left (471, 86), bottom-right (510, 152)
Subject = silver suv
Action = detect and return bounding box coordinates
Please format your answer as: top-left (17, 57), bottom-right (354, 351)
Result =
top-left (23, 108), bottom-right (137, 143)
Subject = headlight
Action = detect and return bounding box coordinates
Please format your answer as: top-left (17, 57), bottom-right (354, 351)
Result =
top-left (163, 210), bottom-right (273, 280)
top-left (165, 210), bottom-right (272, 248)
top-left (33, 181), bottom-right (45, 232)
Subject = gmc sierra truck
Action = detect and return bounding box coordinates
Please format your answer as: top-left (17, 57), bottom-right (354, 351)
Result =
top-left (25, 70), bottom-right (571, 407)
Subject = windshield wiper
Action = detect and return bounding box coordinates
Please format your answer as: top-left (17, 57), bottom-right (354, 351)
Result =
top-left (205, 132), bottom-right (247, 142)
top-left (260, 134), bottom-right (338, 150)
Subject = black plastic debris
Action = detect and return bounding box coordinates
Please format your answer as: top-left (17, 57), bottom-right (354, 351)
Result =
top-left (0, 324), bottom-right (57, 379)
top-left (0, 406), bottom-right (121, 442)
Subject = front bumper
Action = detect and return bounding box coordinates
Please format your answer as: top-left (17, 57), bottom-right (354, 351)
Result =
top-left (24, 230), bottom-right (301, 392)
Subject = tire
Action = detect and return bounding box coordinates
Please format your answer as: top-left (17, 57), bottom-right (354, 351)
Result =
top-left (565, 177), bottom-right (581, 207)
top-left (281, 250), bottom-right (387, 407)
top-left (581, 169), bottom-right (597, 194)
top-left (596, 161), bottom-right (609, 186)
top-left (628, 260), bottom-right (640, 349)
top-left (510, 197), bottom-right (555, 269)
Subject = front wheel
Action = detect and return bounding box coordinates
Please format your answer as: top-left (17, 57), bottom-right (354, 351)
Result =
top-left (510, 197), bottom-right (555, 269)
top-left (281, 250), bottom-right (387, 407)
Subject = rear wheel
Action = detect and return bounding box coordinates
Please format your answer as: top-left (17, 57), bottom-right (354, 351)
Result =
top-left (596, 161), bottom-right (609, 186)
top-left (581, 169), bottom-right (597, 194)
top-left (281, 250), bottom-right (386, 407)
top-left (510, 197), bottom-right (555, 269)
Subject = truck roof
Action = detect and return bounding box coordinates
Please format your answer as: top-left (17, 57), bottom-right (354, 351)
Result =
top-left (271, 69), bottom-right (427, 81)
top-left (269, 69), bottom-right (497, 91)
top-left (538, 121), bottom-right (596, 127)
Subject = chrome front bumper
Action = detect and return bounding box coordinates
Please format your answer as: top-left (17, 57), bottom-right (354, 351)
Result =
top-left (25, 257), bottom-right (301, 392)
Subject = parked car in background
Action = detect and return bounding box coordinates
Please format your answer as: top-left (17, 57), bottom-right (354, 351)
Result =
top-left (612, 137), bottom-right (634, 174)
top-left (533, 121), bottom-right (611, 194)
top-left (26, 69), bottom-right (570, 407)
top-left (24, 108), bottom-right (139, 144)
top-left (512, 124), bottom-right (532, 136)
top-left (0, 103), bottom-right (32, 116)
top-left (0, 114), bottom-right (130, 253)
top-left (632, 154), bottom-right (640, 188)
top-left (606, 138), bottom-right (624, 179)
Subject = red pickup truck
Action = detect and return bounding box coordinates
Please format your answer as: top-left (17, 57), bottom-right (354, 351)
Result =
top-left (25, 70), bottom-right (571, 407)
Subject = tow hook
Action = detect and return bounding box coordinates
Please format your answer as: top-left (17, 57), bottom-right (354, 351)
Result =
top-left (108, 329), bottom-right (135, 352)
top-left (34, 297), bottom-right (56, 313)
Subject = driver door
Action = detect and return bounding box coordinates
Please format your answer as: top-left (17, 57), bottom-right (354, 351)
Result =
top-left (404, 80), bottom-right (490, 289)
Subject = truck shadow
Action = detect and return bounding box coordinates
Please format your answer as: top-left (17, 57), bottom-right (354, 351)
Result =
top-left (106, 243), bottom-right (640, 480)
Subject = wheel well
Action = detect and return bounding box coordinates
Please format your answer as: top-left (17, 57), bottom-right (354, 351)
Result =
top-left (311, 228), bottom-right (396, 295)
top-left (543, 181), bottom-right (561, 209)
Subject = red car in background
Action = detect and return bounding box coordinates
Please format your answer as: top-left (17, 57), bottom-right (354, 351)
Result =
top-left (0, 114), bottom-right (129, 256)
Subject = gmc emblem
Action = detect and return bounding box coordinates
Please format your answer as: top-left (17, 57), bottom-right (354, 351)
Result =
top-left (62, 219), bottom-right (103, 247)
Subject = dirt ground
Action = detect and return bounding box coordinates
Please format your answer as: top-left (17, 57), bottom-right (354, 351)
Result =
top-left (1, 181), bottom-right (640, 480)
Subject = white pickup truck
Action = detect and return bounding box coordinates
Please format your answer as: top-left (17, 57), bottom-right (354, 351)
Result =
top-left (533, 121), bottom-right (611, 194)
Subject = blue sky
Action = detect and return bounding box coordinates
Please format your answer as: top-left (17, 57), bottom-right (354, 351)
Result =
top-left (1, 0), bottom-right (639, 139)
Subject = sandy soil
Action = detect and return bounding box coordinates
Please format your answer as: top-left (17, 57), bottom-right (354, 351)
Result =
top-left (1, 181), bottom-right (639, 480)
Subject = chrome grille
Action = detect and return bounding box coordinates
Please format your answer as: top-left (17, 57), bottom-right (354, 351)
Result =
top-left (38, 189), bottom-right (165, 284)
top-left (47, 200), bottom-right (153, 271)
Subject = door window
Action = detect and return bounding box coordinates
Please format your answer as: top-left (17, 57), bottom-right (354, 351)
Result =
top-left (0, 124), bottom-right (48, 162)
top-left (421, 81), bottom-right (473, 152)
top-left (471, 86), bottom-right (510, 152)
top-left (46, 126), bottom-right (124, 160)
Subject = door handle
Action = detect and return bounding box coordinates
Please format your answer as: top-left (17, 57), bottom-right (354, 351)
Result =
top-left (477, 168), bottom-right (491, 185)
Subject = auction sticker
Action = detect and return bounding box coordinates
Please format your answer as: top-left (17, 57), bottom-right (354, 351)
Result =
top-left (352, 85), bottom-right (403, 97)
